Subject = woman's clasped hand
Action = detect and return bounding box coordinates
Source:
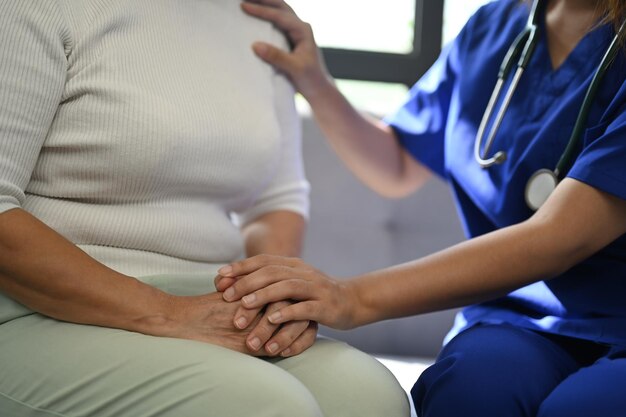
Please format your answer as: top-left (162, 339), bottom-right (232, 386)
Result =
top-left (167, 292), bottom-right (317, 357)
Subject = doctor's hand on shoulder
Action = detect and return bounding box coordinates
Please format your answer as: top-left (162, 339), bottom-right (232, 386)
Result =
top-left (241, 0), bottom-right (332, 100)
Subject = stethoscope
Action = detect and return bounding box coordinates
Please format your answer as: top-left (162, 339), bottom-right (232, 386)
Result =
top-left (474, 0), bottom-right (625, 211)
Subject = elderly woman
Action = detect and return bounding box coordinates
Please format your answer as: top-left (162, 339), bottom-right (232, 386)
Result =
top-left (0, 1), bottom-right (408, 416)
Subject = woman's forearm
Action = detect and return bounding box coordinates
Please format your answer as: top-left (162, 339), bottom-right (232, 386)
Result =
top-left (242, 210), bottom-right (306, 257)
top-left (0, 208), bottom-right (176, 334)
top-left (0, 209), bottom-right (291, 355)
top-left (306, 80), bottom-right (431, 198)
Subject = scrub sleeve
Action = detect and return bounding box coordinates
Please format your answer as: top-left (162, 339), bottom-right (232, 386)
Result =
top-left (567, 105), bottom-right (626, 201)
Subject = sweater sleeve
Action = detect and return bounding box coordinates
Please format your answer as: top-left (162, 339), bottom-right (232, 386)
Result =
top-left (236, 32), bottom-right (310, 225)
top-left (0, 0), bottom-right (70, 214)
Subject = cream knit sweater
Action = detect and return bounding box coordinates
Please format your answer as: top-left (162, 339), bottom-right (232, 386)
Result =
top-left (0, 0), bottom-right (309, 277)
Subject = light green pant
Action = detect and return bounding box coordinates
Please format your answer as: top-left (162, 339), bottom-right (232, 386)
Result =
top-left (0, 274), bottom-right (409, 417)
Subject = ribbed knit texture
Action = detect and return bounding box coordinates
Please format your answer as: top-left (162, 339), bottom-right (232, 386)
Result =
top-left (0, 0), bottom-right (309, 277)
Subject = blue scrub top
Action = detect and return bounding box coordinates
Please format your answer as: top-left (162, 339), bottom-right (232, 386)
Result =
top-left (386, 0), bottom-right (626, 346)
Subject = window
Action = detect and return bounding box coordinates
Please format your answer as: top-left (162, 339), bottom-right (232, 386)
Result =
top-left (289, 0), bottom-right (491, 114)
top-left (442, 0), bottom-right (492, 46)
top-left (288, 0), bottom-right (442, 87)
top-left (288, 0), bottom-right (416, 54)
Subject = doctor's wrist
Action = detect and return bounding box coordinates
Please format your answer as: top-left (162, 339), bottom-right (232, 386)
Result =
top-left (301, 74), bottom-right (336, 105)
top-left (341, 278), bottom-right (376, 329)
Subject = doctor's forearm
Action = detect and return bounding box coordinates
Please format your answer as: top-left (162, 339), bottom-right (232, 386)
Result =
top-left (350, 179), bottom-right (626, 326)
top-left (350, 220), bottom-right (570, 326)
top-left (306, 80), bottom-right (430, 198)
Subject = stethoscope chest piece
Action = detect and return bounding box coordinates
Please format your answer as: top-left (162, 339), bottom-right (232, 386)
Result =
top-left (525, 169), bottom-right (557, 211)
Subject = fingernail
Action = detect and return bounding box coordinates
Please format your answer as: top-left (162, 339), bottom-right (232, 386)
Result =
top-left (249, 337), bottom-right (261, 350)
top-left (281, 348), bottom-right (291, 357)
top-left (218, 265), bottom-right (233, 276)
top-left (224, 287), bottom-right (235, 301)
top-left (242, 294), bottom-right (256, 306)
top-left (268, 311), bottom-right (281, 323)
top-left (267, 342), bottom-right (279, 354)
top-left (235, 317), bottom-right (247, 329)
top-left (253, 43), bottom-right (268, 56)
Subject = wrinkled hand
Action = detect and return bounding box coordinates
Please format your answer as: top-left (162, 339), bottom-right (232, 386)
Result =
top-left (215, 255), bottom-right (357, 330)
top-left (168, 292), bottom-right (316, 357)
top-left (167, 292), bottom-right (265, 355)
top-left (241, 0), bottom-right (332, 99)
top-left (236, 299), bottom-right (318, 357)
top-left (199, 279), bottom-right (317, 356)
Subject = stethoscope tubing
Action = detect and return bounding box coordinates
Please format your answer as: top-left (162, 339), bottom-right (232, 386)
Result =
top-left (473, 0), bottom-right (624, 210)
top-left (474, 7), bottom-right (541, 168)
top-left (555, 19), bottom-right (626, 178)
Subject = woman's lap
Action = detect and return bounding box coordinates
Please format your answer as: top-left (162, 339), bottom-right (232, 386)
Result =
top-left (413, 323), bottom-right (626, 417)
top-left (0, 313), bottom-right (408, 417)
top-left (0, 313), bottom-right (313, 417)
top-left (273, 337), bottom-right (410, 417)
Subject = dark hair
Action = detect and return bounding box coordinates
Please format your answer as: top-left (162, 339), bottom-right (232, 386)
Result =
top-left (523, 0), bottom-right (626, 44)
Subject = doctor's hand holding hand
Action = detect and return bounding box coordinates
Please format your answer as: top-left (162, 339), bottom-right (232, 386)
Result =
top-left (241, 0), bottom-right (333, 100)
top-left (216, 255), bottom-right (361, 331)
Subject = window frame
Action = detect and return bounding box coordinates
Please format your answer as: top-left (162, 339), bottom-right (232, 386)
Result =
top-left (320, 0), bottom-right (444, 87)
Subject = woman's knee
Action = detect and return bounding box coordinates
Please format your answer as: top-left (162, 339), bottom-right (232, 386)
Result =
top-left (142, 361), bottom-right (324, 417)
top-left (276, 338), bottom-right (410, 417)
top-left (226, 369), bottom-right (323, 417)
top-left (0, 317), bottom-right (324, 417)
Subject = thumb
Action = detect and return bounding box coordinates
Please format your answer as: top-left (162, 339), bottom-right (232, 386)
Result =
top-left (252, 42), bottom-right (294, 73)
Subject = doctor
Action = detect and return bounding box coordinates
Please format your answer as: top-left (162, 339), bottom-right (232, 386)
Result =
top-left (219, 0), bottom-right (626, 416)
